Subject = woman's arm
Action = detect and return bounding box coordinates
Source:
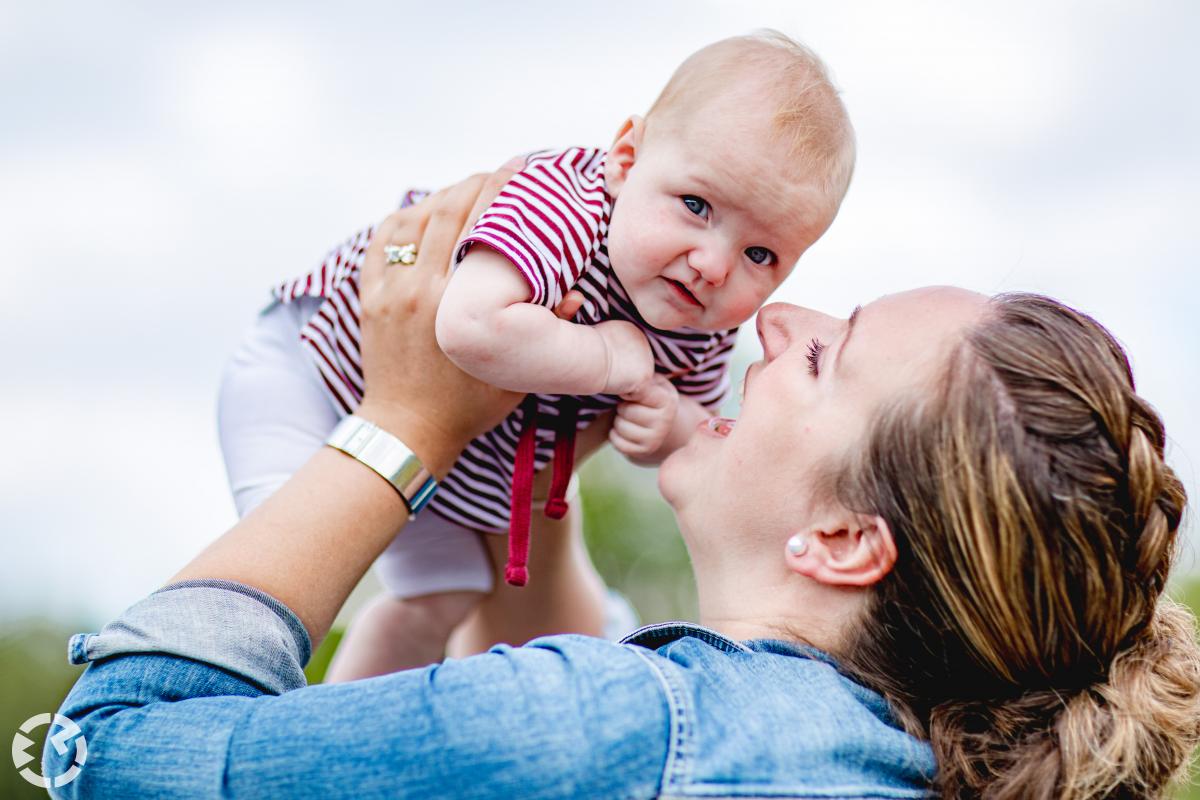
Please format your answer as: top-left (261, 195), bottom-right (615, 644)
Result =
top-left (53, 614), bottom-right (668, 799)
top-left (167, 173), bottom-right (527, 647)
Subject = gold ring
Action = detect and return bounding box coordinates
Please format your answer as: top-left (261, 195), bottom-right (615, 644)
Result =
top-left (384, 243), bottom-right (418, 266)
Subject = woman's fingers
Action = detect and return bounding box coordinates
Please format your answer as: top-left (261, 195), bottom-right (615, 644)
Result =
top-left (413, 175), bottom-right (488, 280)
top-left (461, 160), bottom-right (521, 242)
top-left (552, 290), bottom-right (586, 321)
top-left (361, 207), bottom-right (431, 298)
top-left (367, 160), bottom-right (518, 298)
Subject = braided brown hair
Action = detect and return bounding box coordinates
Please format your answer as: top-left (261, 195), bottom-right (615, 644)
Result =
top-left (835, 293), bottom-right (1200, 798)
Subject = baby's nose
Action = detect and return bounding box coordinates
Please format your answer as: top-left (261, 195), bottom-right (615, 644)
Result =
top-left (688, 248), bottom-right (731, 287)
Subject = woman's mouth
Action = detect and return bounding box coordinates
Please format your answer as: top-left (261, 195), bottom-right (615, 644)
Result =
top-left (664, 278), bottom-right (702, 307)
top-left (699, 417), bottom-right (736, 437)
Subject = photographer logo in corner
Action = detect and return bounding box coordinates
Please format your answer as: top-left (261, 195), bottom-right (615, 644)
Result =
top-left (12, 713), bottom-right (87, 789)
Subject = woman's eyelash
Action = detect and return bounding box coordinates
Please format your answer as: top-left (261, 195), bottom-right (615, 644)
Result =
top-left (806, 338), bottom-right (826, 376)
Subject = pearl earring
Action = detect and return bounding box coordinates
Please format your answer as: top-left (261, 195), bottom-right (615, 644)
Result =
top-left (786, 534), bottom-right (809, 557)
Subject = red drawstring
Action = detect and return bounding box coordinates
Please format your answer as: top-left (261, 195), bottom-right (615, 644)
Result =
top-left (506, 396), bottom-right (540, 586)
top-left (544, 398), bottom-right (578, 519)
top-left (505, 396), bottom-right (580, 586)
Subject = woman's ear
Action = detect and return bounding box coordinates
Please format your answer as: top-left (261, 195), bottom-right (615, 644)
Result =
top-left (605, 115), bottom-right (645, 198)
top-left (785, 512), bottom-right (896, 587)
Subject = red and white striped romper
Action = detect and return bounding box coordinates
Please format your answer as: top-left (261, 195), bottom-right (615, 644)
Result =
top-left (274, 148), bottom-right (737, 585)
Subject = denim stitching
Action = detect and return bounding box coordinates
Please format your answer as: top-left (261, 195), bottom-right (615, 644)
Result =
top-left (628, 645), bottom-right (692, 793)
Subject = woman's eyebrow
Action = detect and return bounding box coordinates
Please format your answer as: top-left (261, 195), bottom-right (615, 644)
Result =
top-left (832, 305), bottom-right (863, 374)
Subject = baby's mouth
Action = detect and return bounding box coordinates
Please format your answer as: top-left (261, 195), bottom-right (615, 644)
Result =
top-left (665, 278), bottom-right (702, 307)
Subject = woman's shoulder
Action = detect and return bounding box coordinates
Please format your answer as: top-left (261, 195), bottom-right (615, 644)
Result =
top-left (486, 624), bottom-right (937, 796)
top-left (619, 622), bottom-right (939, 798)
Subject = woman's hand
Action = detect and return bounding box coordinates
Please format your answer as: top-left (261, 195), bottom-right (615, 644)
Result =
top-left (355, 170), bottom-right (584, 478)
top-left (169, 163), bottom-right (584, 644)
top-left (354, 172), bottom-right (516, 478)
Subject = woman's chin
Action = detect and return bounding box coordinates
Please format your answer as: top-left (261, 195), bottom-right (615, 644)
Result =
top-left (659, 417), bottom-right (729, 508)
top-left (657, 449), bottom-right (685, 508)
top-left (662, 453), bottom-right (681, 503)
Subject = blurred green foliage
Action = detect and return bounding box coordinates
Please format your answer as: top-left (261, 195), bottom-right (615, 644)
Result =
top-left (578, 448), bottom-right (698, 624)
top-left (305, 628), bottom-right (343, 685)
top-left (1, 620), bottom-right (86, 800)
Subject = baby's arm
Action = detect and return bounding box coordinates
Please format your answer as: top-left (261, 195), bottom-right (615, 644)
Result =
top-left (436, 248), bottom-right (652, 396)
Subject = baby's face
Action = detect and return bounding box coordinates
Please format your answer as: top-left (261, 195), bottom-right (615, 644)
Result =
top-left (606, 118), bottom-right (837, 333)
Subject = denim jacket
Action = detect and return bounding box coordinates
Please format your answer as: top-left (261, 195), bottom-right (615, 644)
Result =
top-left (47, 579), bottom-right (935, 798)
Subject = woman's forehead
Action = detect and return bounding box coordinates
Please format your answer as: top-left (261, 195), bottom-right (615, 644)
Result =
top-left (845, 288), bottom-right (987, 374)
top-left (863, 287), bottom-right (988, 323)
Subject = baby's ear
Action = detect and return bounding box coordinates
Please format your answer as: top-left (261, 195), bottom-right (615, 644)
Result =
top-left (605, 115), bottom-right (644, 198)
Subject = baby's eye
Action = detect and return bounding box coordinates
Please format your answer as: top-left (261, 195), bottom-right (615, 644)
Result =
top-left (745, 246), bottom-right (776, 266)
top-left (681, 195), bottom-right (710, 219)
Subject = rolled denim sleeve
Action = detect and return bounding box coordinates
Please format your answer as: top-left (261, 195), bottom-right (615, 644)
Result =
top-left (66, 579), bottom-right (311, 694)
top-left (49, 580), bottom-right (670, 799)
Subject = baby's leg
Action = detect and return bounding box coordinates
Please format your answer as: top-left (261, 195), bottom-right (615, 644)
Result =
top-left (217, 297), bottom-right (340, 515)
top-left (218, 299), bottom-right (489, 680)
top-left (322, 592), bottom-right (480, 680)
top-left (446, 411), bottom-right (635, 656)
top-left (325, 513), bottom-right (492, 682)
top-left (446, 501), bottom-right (604, 656)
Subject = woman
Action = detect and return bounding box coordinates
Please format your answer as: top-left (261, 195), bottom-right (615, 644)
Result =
top-left (47, 171), bottom-right (1200, 798)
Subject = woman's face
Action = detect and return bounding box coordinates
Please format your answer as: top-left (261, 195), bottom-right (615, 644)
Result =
top-left (660, 286), bottom-right (988, 553)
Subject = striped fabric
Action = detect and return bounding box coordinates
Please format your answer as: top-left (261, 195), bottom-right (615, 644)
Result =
top-left (274, 150), bottom-right (737, 533)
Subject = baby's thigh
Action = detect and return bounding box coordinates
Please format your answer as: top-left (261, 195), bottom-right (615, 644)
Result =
top-left (373, 512), bottom-right (495, 599)
top-left (217, 297), bottom-right (340, 516)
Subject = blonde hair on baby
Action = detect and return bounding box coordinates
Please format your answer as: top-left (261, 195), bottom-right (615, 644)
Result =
top-left (646, 30), bottom-right (857, 203)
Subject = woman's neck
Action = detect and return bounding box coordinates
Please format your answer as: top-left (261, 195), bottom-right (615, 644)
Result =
top-left (693, 562), bottom-right (864, 653)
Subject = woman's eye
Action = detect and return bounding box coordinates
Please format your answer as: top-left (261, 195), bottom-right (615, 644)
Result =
top-left (681, 195), bottom-right (710, 219)
top-left (745, 246), bottom-right (776, 266)
top-left (805, 338), bottom-right (826, 376)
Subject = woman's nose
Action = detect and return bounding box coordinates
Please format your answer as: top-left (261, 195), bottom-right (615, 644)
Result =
top-left (756, 303), bottom-right (834, 362)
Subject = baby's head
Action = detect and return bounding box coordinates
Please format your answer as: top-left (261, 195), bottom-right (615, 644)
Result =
top-left (604, 31), bottom-right (855, 332)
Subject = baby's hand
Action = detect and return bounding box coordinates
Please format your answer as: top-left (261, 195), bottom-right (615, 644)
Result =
top-left (595, 320), bottom-right (654, 395)
top-left (610, 374), bottom-right (679, 461)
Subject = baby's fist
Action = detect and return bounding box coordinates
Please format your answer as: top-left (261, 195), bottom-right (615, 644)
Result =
top-left (595, 320), bottom-right (654, 395)
top-left (609, 374), bottom-right (679, 461)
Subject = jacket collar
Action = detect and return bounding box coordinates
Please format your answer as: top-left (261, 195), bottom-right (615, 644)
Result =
top-left (621, 621), bottom-right (839, 667)
top-left (620, 621), bottom-right (752, 654)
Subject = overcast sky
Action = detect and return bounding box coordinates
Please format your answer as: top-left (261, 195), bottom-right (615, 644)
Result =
top-left (2, 1), bottom-right (1197, 625)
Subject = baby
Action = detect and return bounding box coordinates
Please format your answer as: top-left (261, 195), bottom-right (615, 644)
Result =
top-left (218, 31), bottom-right (855, 679)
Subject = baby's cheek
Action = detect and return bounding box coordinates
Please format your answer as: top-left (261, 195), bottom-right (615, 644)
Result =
top-left (611, 210), bottom-right (644, 257)
top-left (721, 287), bottom-right (770, 327)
